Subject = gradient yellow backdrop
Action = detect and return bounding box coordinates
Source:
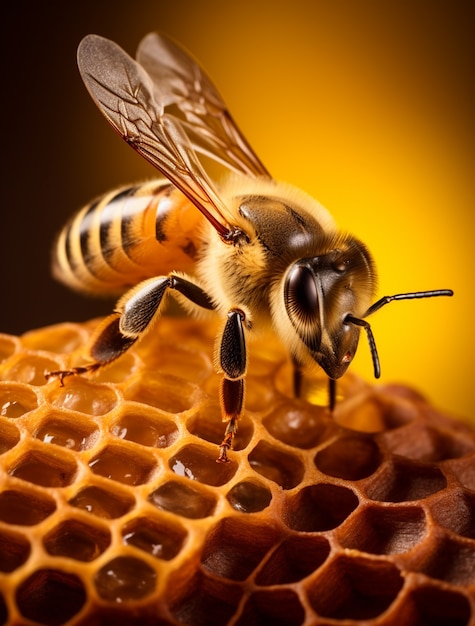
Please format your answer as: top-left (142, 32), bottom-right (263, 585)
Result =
top-left (3, 1), bottom-right (473, 423)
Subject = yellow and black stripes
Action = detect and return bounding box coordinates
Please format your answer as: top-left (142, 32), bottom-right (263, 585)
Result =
top-left (52, 180), bottom-right (204, 296)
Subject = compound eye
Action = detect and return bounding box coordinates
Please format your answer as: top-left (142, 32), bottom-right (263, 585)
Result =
top-left (285, 263), bottom-right (319, 322)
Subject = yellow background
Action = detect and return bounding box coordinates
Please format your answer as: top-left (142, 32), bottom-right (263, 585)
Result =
top-left (3, 1), bottom-right (473, 423)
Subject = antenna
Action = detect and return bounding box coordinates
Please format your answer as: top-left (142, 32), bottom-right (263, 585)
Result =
top-left (345, 289), bottom-right (453, 379)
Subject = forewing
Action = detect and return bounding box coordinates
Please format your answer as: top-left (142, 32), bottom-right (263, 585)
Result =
top-left (136, 32), bottom-right (270, 178)
top-left (77, 34), bottom-right (233, 238)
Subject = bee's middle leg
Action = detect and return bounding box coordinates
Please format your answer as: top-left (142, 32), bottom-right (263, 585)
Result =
top-left (217, 308), bottom-right (248, 463)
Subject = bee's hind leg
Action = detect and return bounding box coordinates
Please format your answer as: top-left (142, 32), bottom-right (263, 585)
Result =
top-left (46, 363), bottom-right (102, 386)
top-left (46, 273), bottom-right (215, 384)
top-left (45, 313), bottom-right (137, 384)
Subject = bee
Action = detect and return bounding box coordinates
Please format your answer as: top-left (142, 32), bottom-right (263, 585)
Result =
top-left (49, 33), bottom-right (453, 462)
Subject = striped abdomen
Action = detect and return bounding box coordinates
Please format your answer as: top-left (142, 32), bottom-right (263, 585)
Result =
top-left (53, 179), bottom-right (205, 295)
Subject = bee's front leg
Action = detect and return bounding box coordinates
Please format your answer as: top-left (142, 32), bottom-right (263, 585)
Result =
top-left (291, 356), bottom-right (303, 399)
top-left (291, 356), bottom-right (337, 410)
top-left (217, 308), bottom-right (249, 463)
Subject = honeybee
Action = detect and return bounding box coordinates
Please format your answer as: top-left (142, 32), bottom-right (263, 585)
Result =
top-left (49, 33), bottom-right (453, 462)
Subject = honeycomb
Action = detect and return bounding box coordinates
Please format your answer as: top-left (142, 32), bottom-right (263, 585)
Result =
top-left (0, 316), bottom-right (474, 626)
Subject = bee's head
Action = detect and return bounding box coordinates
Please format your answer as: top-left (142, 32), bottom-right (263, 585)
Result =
top-left (280, 238), bottom-right (376, 379)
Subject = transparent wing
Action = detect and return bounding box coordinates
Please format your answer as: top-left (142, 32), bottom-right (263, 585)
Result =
top-left (77, 34), bottom-right (237, 239)
top-left (136, 32), bottom-right (270, 179)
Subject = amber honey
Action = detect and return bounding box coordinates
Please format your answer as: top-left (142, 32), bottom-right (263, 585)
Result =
top-left (0, 317), bottom-right (473, 625)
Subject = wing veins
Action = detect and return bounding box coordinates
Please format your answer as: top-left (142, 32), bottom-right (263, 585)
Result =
top-left (136, 32), bottom-right (271, 178)
top-left (79, 38), bottom-right (233, 238)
